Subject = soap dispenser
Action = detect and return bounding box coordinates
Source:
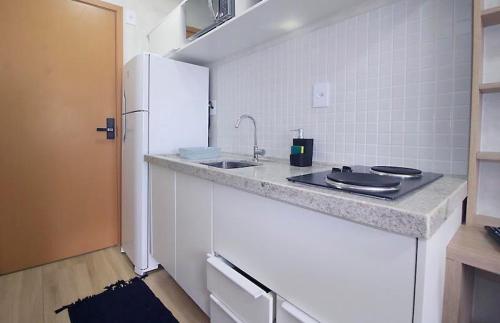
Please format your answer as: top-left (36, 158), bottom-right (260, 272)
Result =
top-left (289, 128), bottom-right (314, 167)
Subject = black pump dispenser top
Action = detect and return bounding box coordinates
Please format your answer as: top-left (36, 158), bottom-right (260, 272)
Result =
top-left (290, 128), bottom-right (313, 167)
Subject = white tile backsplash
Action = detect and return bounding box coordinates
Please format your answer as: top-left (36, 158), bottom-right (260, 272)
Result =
top-left (210, 0), bottom-right (472, 175)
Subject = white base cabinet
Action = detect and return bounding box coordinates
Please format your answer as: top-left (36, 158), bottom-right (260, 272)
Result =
top-left (209, 294), bottom-right (241, 323)
top-left (175, 172), bottom-right (213, 314)
top-left (213, 184), bottom-right (416, 323)
top-left (150, 165), bottom-right (176, 276)
top-left (149, 163), bottom-right (460, 323)
top-left (150, 166), bottom-right (212, 315)
top-left (276, 296), bottom-right (319, 323)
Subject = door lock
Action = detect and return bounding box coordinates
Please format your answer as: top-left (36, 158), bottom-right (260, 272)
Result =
top-left (96, 118), bottom-right (115, 140)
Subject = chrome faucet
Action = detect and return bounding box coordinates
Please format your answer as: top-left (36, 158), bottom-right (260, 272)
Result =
top-left (235, 114), bottom-right (265, 162)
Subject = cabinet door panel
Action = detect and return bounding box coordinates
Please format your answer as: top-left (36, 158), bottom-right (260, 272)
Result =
top-left (176, 172), bottom-right (212, 314)
top-left (207, 256), bottom-right (274, 323)
top-left (209, 294), bottom-right (241, 323)
top-left (276, 296), bottom-right (319, 323)
top-left (150, 165), bottom-right (175, 276)
top-left (213, 184), bottom-right (416, 323)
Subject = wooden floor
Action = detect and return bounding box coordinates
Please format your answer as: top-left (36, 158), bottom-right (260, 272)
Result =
top-left (0, 247), bottom-right (209, 323)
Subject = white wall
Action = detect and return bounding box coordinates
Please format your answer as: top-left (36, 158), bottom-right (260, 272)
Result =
top-left (484, 0), bottom-right (500, 9)
top-left (210, 0), bottom-right (472, 175)
top-left (483, 25), bottom-right (500, 84)
top-left (103, 0), bottom-right (181, 63)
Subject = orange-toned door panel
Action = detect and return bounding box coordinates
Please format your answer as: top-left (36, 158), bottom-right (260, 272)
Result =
top-left (0, 0), bottom-right (122, 274)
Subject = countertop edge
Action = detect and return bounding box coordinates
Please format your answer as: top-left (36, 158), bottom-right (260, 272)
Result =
top-left (146, 155), bottom-right (467, 239)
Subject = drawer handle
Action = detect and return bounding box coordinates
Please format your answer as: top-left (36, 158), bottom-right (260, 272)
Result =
top-left (207, 256), bottom-right (266, 299)
top-left (210, 294), bottom-right (244, 323)
top-left (281, 301), bottom-right (319, 323)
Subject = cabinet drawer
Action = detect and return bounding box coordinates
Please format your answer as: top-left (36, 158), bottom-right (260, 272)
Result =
top-left (207, 256), bottom-right (274, 323)
top-left (276, 296), bottom-right (319, 323)
top-left (209, 294), bottom-right (241, 323)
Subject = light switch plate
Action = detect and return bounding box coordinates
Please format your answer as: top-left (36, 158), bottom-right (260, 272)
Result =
top-left (125, 9), bottom-right (137, 26)
top-left (313, 82), bottom-right (330, 108)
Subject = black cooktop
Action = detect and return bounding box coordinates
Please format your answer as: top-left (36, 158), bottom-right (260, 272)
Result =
top-left (287, 166), bottom-right (443, 200)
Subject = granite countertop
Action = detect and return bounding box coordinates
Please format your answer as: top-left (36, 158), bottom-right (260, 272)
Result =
top-left (145, 153), bottom-right (467, 239)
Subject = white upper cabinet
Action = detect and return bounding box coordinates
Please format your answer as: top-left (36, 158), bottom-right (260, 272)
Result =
top-left (171, 0), bottom-right (370, 65)
top-left (149, 0), bottom-right (370, 65)
top-left (149, 4), bottom-right (186, 57)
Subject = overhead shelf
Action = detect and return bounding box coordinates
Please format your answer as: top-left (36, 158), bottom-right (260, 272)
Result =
top-left (169, 0), bottom-right (368, 65)
top-left (482, 6), bottom-right (500, 27)
top-left (479, 82), bottom-right (500, 93)
top-left (477, 151), bottom-right (500, 161)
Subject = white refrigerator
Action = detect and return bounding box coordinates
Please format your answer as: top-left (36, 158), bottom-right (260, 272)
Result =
top-left (122, 53), bottom-right (208, 275)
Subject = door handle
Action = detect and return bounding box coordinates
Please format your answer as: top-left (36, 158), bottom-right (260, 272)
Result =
top-left (96, 118), bottom-right (115, 140)
top-left (207, 256), bottom-right (266, 299)
top-left (281, 301), bottom-right (319, 323)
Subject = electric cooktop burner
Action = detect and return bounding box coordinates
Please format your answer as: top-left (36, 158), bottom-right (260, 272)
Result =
top-left (287, 165), bottom-right (443, 200)
top-left (370, 166), bottom-right (422, 178)
top-left (326, 172), bottom-right (401, 193)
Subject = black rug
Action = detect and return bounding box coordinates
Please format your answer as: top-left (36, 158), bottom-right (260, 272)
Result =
top-left (55, 276), bottom-right (178, 323)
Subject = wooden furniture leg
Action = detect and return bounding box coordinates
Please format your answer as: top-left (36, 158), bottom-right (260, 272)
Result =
top-left (442, 259), bottom-right (475, 323)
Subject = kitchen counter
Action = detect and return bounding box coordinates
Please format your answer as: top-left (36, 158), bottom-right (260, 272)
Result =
top-left (145, 153), bottom-right (467, 239)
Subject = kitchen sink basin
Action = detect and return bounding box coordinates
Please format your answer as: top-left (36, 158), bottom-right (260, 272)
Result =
top-left (201, 160), bottom-right (260, 169)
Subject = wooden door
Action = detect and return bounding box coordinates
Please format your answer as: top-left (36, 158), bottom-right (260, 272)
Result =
top-left (0, 0), bottom-right (122, 274)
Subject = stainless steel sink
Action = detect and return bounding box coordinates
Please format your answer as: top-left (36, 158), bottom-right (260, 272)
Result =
top-left (201, 160), bottom-right (259, 169)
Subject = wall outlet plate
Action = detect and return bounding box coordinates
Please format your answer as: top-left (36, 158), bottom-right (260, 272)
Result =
top-left (313, 82), bottom-right (330, 108)
top-left (125, 9), bottom-right (137, 26)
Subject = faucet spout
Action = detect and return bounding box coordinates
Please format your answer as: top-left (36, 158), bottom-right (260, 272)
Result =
top-left (235, 114), bottom-right (257, 147)
top-left (235, 114), bottom-right (265, 161)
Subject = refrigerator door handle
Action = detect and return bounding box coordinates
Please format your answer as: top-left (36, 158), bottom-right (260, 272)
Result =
top-left (123, 92), bottom-right (127, 141)
top-left (123, 116), bottom-right (127, 141)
